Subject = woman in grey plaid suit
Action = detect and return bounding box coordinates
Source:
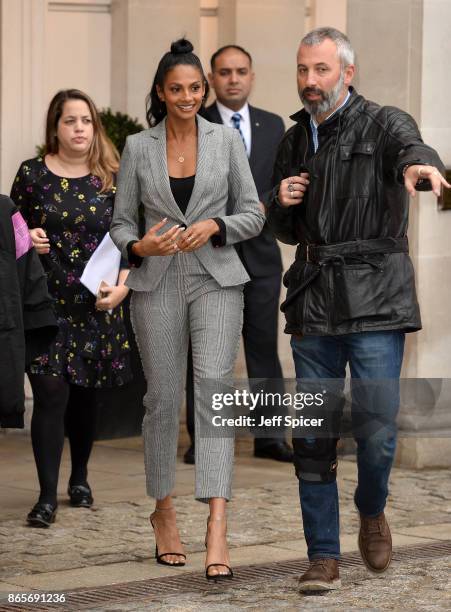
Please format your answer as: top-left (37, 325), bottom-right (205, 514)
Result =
top-left (110, 39), bottom-right (264, 580)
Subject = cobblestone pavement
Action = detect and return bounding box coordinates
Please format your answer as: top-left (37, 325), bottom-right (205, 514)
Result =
top-left (1, 458), bottom-right (451, 582)
top-left (1, 433), bottom-right (451, 610)
top-left (87, 556), bottom-right (451, 611)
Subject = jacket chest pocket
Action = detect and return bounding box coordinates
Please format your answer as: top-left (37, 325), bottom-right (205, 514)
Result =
top-left (337, 140), bottom-right (376, 198)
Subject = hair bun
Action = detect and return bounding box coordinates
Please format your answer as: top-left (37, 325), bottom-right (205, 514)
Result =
top-left (170, 38), bottom-right (194, 55)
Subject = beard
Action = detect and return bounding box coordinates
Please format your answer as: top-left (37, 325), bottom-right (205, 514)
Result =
top-left (300, 71), bottom-right (345, 118)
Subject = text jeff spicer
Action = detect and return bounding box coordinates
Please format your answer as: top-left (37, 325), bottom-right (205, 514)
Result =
top-left (211, 415), bottom-right (325, 428)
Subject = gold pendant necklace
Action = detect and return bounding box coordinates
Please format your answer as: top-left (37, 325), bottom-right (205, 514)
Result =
top-left (170, 142), bottom-right (185, 163)
top-left (169, 138), bottom-right (185, 162)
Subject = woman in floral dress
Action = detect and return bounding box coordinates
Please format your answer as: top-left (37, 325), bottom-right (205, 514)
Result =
top-left (10, 89), bottom-right (132, 527)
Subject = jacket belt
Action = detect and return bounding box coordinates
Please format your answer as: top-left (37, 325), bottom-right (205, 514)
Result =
top-left (296, 236), bottom-right (409, 264)
top-left (281, 237), bottom-right (408, 313)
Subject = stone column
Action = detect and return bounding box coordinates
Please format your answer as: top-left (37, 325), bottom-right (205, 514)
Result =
top-left (347, 0), bottom-right (451, 467)
top-left (110, 0), bottom-right (201, 126)
top-left (218, 0), bottom-right (306, 126)
top-left (214, 0), bottom-right (306, 377)
top-left (309, 0), bottom-right (347, 32)
top-left (0, 0), bottom-right (47, 192)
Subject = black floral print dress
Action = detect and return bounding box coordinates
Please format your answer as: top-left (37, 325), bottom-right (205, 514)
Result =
top-left (10, 157), bottom-right (132, 388)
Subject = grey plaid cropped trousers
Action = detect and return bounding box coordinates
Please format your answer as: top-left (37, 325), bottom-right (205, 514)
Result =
top-left (130, 251), bottom-right (243, 502)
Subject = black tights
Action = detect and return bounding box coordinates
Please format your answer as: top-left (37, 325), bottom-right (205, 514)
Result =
top-left (28, 374), bottom-right (97, 506)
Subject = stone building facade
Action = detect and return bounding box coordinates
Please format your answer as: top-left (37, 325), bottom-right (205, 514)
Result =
top-left (1, 0), bottom-right (450, 464)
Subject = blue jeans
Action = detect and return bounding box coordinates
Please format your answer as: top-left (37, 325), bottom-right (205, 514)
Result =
top-left (291, 331), bottom-right (405, 560)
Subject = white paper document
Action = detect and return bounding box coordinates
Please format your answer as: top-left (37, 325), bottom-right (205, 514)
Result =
top-left (80, 232), bottom-right (121, 296)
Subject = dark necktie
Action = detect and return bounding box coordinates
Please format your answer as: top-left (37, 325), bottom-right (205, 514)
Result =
top-left (231, 112), bottom-right (248, 156)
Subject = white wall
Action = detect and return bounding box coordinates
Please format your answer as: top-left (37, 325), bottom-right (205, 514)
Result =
top-left (415, 0), bottom-right (451, 377)
top-left (310, 0), bottom-right (347, 32)
top-left (2, 0), bottom-right (450, 381)
top-left (0, 0), bottom-right (46, 192)
top-left (111, 0), bottom-right (200, 126)
top-left (230, 0), bottom-right (306, 128)
top-left (45, 3), bottom-right (111, 111)
top-left (0, 0), bottom-right (112, 193)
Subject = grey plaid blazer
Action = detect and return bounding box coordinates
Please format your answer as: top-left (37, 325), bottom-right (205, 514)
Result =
top-left (110, 114), bottom-right (265, 291)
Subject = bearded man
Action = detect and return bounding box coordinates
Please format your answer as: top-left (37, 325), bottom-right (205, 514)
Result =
top-left (266, 27), bottom-right (449, 592)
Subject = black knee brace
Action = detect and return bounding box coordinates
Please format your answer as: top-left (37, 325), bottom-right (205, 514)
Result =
top-left (293, 437), bottom-right (339, 483)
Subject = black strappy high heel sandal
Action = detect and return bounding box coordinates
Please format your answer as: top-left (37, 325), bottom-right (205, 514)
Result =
top-left (205, 563), bottom-right (234, 582)
top-left (150, 507), bottom-right (186, 567)
top-left (205, 516), bottom-right (233, 582)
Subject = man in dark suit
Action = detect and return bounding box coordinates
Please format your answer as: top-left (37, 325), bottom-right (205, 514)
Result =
top-left (184, 44), bottom-right (292, 464)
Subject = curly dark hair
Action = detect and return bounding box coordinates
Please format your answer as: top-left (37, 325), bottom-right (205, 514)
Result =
top-left (145, 38), bottom-right (210, 127)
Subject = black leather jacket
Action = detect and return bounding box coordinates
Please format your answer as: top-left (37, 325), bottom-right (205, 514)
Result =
top-left (267, 89), bottom-right (444, 336)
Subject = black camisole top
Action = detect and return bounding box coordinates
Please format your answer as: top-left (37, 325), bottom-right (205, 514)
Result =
top-left (169, 175), bottom-right (195, 215)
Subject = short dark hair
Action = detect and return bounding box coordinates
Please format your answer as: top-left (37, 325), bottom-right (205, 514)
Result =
top-left (145, 38), bottom-right (210, 127)
top-left (210, 45), bottom-right (253, 71)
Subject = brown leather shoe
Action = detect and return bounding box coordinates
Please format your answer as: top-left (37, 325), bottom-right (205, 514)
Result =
top-left (358, 511), bottom-right (392, 573)
top-left (298, 558), bottom-right (341, 592)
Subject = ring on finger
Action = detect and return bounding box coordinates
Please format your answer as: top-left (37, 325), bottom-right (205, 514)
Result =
top-left (291, 191), bottom-right (296, 198)
top-left (287, 183), bottom-right (295, 193)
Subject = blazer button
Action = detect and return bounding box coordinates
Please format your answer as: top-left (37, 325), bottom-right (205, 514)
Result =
top-left (180, 223), bottom-right (187, 230)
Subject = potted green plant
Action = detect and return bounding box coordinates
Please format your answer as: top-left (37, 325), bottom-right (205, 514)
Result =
top-left (99, 108), bottom-right (144, 154)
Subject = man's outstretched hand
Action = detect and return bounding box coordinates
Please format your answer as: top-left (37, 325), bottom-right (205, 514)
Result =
top-left (404, 165), bottom-right (451, 198)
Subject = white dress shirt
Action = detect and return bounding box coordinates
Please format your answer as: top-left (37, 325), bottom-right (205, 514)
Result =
top-left (216, 100), bottom-right (252, 156)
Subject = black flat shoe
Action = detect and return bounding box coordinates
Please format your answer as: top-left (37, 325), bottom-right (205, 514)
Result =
top-left (254, 441), bottom-right (293, 462)
top-left (67, 484), bottom-right (93, 508)
top-left (27, 502), bottom-right (57, 528)
top-left (183, 444), bottom-right (195, 465)
top-left (205, 563), bottom-right (234, 582)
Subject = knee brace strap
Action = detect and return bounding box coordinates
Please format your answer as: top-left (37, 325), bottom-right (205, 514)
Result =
top-left (294, 457), bottom-right (338, 483)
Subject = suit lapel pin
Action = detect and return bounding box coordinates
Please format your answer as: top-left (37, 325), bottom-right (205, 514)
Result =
top-left (255, 122), bottom-right (260, 127)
